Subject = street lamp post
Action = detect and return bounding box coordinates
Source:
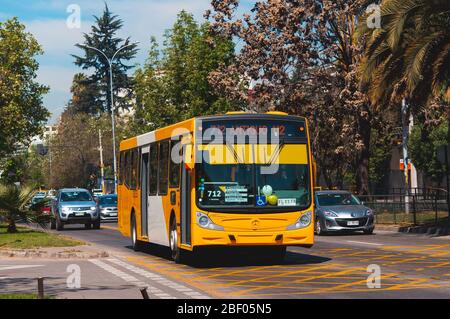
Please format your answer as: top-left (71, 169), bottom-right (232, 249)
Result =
top-left (83, 43), bottom-right (139, 194)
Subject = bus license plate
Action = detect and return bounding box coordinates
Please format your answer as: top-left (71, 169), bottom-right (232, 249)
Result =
top-left (347, 221), bottom-right (359, 226)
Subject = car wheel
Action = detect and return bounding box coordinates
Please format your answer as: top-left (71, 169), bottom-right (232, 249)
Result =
top-left (56, 219), bottom-right (64, 231)
top-left (50, 219), bottom-right (56, 230)
top-left (315, 218), bottom-right (326, 236)
top-left (169, 219), bottom-right (183, 263)
top-left (363, 228), bottom-right (374, 235)
top-left (85, 223), bottom-right (92, 230)
top-left (93, 220), bottom-right (101, 230)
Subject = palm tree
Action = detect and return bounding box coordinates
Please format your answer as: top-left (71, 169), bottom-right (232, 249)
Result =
top-left (358, 0), bottom-right (450, 108)
top-left (0, 184), bottom-right (47, 233)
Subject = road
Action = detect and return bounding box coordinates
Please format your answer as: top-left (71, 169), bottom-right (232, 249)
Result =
top-left (2, 223), bottom-right (450, 299)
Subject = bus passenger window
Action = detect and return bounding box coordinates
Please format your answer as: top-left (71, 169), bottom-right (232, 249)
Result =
top-left (149, 143), bottom-right (158, 195)
top-left (158, 140), bottom-right (169, 195)
top-left (169, 139), bottom-right (181, 188)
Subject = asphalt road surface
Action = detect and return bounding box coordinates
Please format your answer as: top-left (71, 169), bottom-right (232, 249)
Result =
top-left (2, 223), bottom-right (450, 299)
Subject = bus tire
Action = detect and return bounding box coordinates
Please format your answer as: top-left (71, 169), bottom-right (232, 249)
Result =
top-left (131, 213), bottom-right (142, 251)
top-left (170, 219), bottom-right (183, 263)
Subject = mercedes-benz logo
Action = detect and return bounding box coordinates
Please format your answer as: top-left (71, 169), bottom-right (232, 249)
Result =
top-left (251, 220), bottom-right (260, 229)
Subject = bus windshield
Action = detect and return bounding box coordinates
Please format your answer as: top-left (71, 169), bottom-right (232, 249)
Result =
top-left (196, 147), bottom-right (311, 211)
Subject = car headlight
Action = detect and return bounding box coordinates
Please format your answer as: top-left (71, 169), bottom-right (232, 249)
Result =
top-left (366, 209), bottom-right (374, 216)
top-left (324, 211), bottom-right (338, 217)
top-left (90, 207), bottom-right (96, 211)
top-left (196, 212), bottom-right (224, 231)
top-left (62, 207), bottom-right (71, 213)
top-left (286, 211), bottom-right (312, 230)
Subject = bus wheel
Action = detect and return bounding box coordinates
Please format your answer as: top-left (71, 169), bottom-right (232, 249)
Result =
top-left (170, 219), bottom-right (182, 263)
top-left (131, 214), bottom-right (142, 251)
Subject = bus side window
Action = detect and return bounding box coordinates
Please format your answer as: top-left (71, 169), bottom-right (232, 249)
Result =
top-left (118, 151), bottom-right (125, 185)
top-left (125, 150), bottom-right (131, 189)
top-left (158, 140), bottom-right (169, 195)
top-left (149, 143), bottom-right (158, 195)
top-left (169, 139), bottom-right (181, 188)
top-left (130, 149), bottom-right (138, 190)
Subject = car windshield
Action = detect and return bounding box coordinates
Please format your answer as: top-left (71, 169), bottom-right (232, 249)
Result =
top-left (31, 197), bottom-right (45, 204)
top-left (60, 191), bottom-right (93, 202)
top-left (317, 193), bottom-right (361, 206)
top-left (99, 196), bottom-right (117, 206)
top-left (196, 163), bottom-right (311, 210)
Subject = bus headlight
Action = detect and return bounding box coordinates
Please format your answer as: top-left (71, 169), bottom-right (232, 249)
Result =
top-left (286, 211), bottom-right (312, 230)
top-left (196, 212), bottom-right (224, 231)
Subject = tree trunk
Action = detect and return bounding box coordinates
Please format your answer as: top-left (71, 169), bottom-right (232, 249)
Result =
top-left (356, 106), bottom-right (371, 195)
top-left (7, 218), bottom-right (17, 233)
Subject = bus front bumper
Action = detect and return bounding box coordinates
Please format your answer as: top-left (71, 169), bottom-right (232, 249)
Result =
top-left (194, 228), bottom-right (314, 247)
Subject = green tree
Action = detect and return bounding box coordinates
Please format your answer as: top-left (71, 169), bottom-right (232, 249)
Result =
top-left (358, 0), bottom-right (450, 148)
top-left (409, 120), bottom-right (448, 186)
top-left (73, 4), bottom-right (138, 113)
top-left (0, 184), bottom-right (43, 233)
top-left (66, 73), bottom-right (101, 115)
top-left (0, 18), bottom-right (50, 159)
top-left (49, 112), bottom-right (114, 189)
top-left (133, 11), bottom-right (240, 133)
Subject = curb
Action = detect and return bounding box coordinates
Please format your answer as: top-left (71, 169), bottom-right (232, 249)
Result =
top-left (0, 248), bottom-right (109, 259)
top-left (375, 224), bottom-right (450, 237)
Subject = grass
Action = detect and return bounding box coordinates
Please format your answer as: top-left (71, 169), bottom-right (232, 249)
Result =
top-left (0, 224), bottom-right (84, 249)
top-left (0, 293), bottom-right (53, 299)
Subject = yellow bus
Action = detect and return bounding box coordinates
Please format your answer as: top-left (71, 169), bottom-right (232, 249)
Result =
top-left (118, 112), bottom-right (314, 262)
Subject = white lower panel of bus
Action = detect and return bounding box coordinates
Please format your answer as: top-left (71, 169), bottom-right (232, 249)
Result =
top-left (147, 196), bottom-right (170, 247)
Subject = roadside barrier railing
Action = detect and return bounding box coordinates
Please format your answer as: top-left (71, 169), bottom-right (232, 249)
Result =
top-left (357, 193), bottom-right (449, 226)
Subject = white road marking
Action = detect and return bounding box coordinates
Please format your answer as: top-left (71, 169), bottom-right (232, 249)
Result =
top-left (0, 265), bottom-right (44, 271)
top-left (89, 259), bottom-right (173, 299)
top-left (106, 258), bottom-right (211, 299)
top-left (346, 240), bottom-right (384, 246)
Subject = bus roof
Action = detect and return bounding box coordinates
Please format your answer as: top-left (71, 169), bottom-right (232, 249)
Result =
top-left (120, 113), bottom-right (308, 151)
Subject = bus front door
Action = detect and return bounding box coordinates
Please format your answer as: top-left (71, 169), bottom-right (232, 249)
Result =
top-left (180, 160), bottom-right (191, 245)
top-left (140, 152), bottom-right (149, 238)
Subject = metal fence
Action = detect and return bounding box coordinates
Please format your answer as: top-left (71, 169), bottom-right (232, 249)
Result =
top-left (358, 190), bottom-right (449, 225)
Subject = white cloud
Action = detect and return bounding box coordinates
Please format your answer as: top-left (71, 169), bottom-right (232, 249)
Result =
top-left (23, 0), bottom-right (212, 124)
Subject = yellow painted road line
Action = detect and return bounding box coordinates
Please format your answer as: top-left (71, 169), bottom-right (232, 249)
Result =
top-left (424, 262), bottom-right (450, 269)
top-left (385, 278), bottom-right (431, 291)
top-left (102, 225), bottom-right (119, 231)
top-left (238, 273), bottom-right (399, 297)
top-left (229, 264), bottom-right (344, 295)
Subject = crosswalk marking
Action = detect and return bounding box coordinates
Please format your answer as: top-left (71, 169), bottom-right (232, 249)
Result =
top-left (89, 259), bottom-right (172, 299)
top-left (106, 258), bottom-right (210, 299)
top-left (0, 265), bottom-right (44, 271)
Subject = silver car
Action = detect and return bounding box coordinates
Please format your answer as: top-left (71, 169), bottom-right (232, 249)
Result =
top-left (51, 188), bottom-right (100, 230)
top-left (96, 194), bottom-right (118, 222)
top-left (314, 190), bottom-right (375, 235)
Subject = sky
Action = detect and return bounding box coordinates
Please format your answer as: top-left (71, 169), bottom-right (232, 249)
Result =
top-left (0, 0), bottom-right (254, 124)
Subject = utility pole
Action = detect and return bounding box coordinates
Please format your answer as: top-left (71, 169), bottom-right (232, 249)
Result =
top-left (402, 98), bottom-right (410, 214)
top-left (98, 129), bottom-right (105, 195)
top-left (83, 42), bottom-right (139, 194)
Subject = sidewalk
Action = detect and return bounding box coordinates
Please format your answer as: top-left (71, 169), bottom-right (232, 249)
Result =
top-left (376, 223), bottom-right (450, 237)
